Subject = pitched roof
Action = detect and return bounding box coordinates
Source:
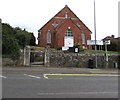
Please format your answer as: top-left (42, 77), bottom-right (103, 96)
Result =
top-left (39, 5), bottom-right (92, 33)
top-left (66, 6), bottom-right (92, 33)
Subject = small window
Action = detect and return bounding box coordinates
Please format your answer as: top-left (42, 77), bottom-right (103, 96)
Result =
top-left (52, 23), bottom-right (58, 27)
top-left (81, 31), bottom-right (85, 44)
top-left (47, 31), bottom-right (51, 43)
top-left (65, 29), bottom-right (73, 37)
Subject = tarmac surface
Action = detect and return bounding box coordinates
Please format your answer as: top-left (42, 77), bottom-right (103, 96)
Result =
top-left (1, 67), bottom-right (120, 99)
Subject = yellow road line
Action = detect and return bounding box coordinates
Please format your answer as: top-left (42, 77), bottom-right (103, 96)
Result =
top-left (44, 73), bottom-right (119, 77)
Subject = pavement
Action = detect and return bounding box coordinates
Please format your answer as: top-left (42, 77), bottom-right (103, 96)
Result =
top-left (2, 66), bottom-right (119, 75)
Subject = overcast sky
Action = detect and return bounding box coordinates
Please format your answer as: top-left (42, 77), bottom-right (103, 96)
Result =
top-left (0, 0), bottom-right (119, 44)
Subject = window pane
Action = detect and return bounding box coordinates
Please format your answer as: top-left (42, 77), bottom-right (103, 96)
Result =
top-left (65, 29), bottom-right (73, 36)
top-left (81, 32), bottom-right (85, 44)
top-left (47, 32), bottom-right (51, 43)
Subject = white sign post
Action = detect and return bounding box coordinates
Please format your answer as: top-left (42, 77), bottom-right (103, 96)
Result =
top-left (104, 40), bottom-right (110, 68)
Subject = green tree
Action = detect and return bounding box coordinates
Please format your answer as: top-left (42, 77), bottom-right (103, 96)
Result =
top-left (15, 28), bottom-right (36, 48)
top-left (29, 33), bottom-right (36, 46)
top-left (2, 23), bottom-right (16, 36)
top-left (107, 39), bottom-right (120, 52)
top-left (2, 23), bottom-right (36, 59)
top-left (117, 39), bottom-right (120, 51)
top-left (2, 23), bottom-right (20, 59)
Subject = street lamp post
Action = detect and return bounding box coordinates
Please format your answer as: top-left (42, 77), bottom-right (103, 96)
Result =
top-left (94, 0), bottom-right (98, 68)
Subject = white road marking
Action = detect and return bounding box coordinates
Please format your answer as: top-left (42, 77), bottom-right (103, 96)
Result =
top-left (0, 75), bottom-right (7, 78)
top-left (24, 74), bottom-right (40, 79)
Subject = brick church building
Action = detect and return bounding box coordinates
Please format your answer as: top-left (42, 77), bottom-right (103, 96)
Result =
top-left (38, 5), bottom-right (92, 49)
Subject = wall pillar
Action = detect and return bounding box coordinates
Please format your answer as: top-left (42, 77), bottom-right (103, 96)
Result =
top-left (24, 46), bottom-right (30, 66)
top-left (44, 46), bottom-right (50, 67)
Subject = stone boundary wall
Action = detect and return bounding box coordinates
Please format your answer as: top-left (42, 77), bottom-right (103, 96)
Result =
top-left (2, 49), bottom-right (24, 66)
top-left (2, 47), bottom-right (120, 69)
top-left (2, 58), bottom-right (16, 66)
top-left (50, 51), bottom-right (119, 68)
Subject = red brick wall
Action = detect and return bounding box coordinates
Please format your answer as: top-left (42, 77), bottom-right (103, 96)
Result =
top-left (38, 5), bottom-right (92, 49)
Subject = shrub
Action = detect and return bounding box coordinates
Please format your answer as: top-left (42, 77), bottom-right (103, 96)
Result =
top-left (56, 47), bottom-right (62, 50)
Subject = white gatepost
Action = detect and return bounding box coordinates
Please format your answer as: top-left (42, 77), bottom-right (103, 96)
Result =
top-left (24, 46), bottom-right (30, 66)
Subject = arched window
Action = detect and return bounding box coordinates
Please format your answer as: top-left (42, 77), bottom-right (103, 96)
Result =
top-left (65, 29), bottom-right (73, 37)
top-left (47, 31), bottom-right (51, 43)
top-left (81, 31), bottom-right (85, 44)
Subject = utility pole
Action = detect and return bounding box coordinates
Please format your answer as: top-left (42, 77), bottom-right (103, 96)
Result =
top-left (94, 0), bottom-right (98, 68)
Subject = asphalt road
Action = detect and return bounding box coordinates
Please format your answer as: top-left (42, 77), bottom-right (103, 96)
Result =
top-left (1, 67), bottom-right (119, 98)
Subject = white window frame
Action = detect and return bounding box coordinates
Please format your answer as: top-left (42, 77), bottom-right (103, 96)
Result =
top-left (65, 29), bottom-right (73, 37)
